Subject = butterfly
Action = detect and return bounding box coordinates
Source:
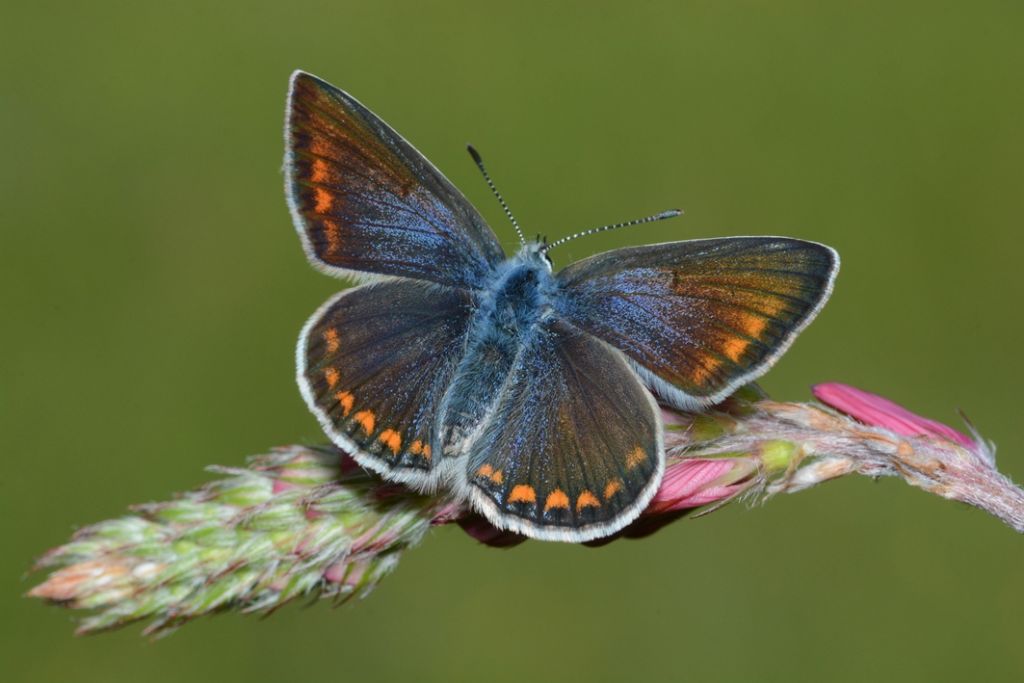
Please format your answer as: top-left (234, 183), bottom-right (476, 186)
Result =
top-left (284, 71), bottom-right (839, 542)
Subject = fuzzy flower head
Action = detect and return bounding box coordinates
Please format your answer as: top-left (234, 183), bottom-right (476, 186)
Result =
top-left (30, 385), bottom-right (1020, 636)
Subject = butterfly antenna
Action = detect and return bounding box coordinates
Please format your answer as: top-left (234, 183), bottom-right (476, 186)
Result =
top-left (541, 209), bottom-right (683, 254)
top-left (467, 145), bottom-right (526, 245)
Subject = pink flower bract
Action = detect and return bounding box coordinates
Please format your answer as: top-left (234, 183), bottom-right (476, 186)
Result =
top-left (646, 457), bottom-right (754, 514)
top-left (813, 382), bottom-right (974, 447)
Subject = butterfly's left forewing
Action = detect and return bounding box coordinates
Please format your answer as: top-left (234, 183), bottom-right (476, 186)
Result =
top-left (557, 237), bottom-right (838, 408)
top-left (461, 319), bottom-right (663, 542)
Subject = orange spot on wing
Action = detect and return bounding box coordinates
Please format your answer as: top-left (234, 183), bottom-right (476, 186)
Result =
top-left (314, 187), bottom-right (333, 214)
top-left (739, 313), bottom-right (768, 340)
top-left (604, 479), bottom-right (623, 500)
top-left (310, 138), bottom-right (335, 159)
top-left (626, 447), bottom-right (647, 470)
top-left (323, 367), bottom-right (340, 388)
top-left (722, 337), bottom-right (748, 362)
top-left (544, 489), bottom-right (570, 512)
top-left (323, 328), bottom-right (340, 353)
top-left (756, 296), bottom-right (786, 318)
top-left (576, 490), bottom-right (600, 512)
top-left (379, 429), bottom-right (401, 455)
top-left (334, 391), bottom-right (354, 416)
top-left (311, 158), bottom-right (329, 183)
top-left (475, 464), bottom-right (504, 485)
top-left (322, 219), bottom-right (341, 256)
top-left (508, 485), bottom-right (536, 504)
top-left (354, 410), bottom-right (375, 434)
top-left (691, 355), bottom-right (722, 387)
top-left (410, 440), bottom-right (432, 461)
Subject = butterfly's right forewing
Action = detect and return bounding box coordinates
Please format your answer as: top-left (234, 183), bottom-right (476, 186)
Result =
top-left (286, 72), bottom-right (505, 288)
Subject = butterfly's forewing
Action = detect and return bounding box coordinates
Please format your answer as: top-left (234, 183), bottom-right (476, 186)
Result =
top-left (285, 72), bottom-right (505, 289)
top-left (298, 280), bottom-right (474, 485)
top-left (557, 237), bottom-right (838, 408)
top-left (462, 319), bottom-right (662, 542)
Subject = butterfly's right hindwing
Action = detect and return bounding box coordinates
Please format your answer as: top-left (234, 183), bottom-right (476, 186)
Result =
top-left (458, 319), bottom-right (664, 542)
top-left (298, 280), bottom-right (474, 486)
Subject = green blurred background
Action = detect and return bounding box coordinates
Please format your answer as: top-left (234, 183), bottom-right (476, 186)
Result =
top-left (4, 1), bottom-right (1024, 681)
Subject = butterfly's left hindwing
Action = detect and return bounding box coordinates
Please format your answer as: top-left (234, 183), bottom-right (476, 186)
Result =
top-left (461, 319), bottom-right (663, 542)
top-left (298, 280), bottom-right (473, 485)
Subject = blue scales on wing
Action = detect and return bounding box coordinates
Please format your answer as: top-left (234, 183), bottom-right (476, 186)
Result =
top-left (285, 71), bottom-right (505, 289)
top-left (298, 279), bottom-right (474, 484)
top-left (463, 319), bottom-right (663, 542)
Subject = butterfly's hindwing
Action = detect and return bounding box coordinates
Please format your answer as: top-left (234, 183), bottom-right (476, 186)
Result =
top-left (298, 280), bottom-right (474, 485)
top-left (460, 319), bottom-right (663, 542)
top-left (285, 71), bottom-right (505, 289)
top-left (556, 237), bottom-right (838, 408)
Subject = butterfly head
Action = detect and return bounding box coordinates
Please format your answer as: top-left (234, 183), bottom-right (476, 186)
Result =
top-left (517, 240), bottom-right (554, 272)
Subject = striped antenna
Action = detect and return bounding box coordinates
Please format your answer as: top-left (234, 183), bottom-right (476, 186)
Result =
top-left (467, 145), bottom-right (526, 245)
top-left (541, 209), bottom-right (683, 254)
